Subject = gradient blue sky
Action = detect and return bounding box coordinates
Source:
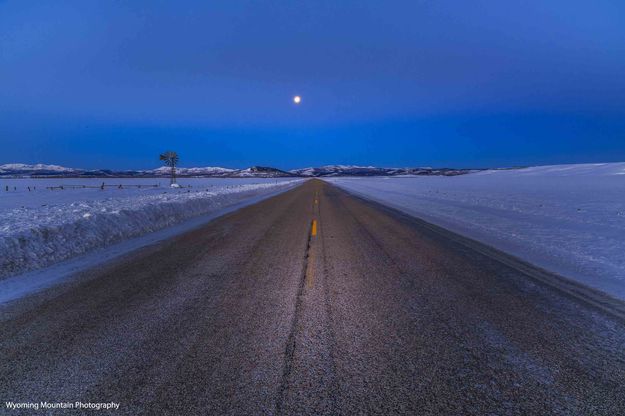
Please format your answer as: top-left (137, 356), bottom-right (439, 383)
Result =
top-left (1, 0), bottom-right (624, 170)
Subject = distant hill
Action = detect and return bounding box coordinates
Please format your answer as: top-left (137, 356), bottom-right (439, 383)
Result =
top-left (0, 163), bottom-right (477, 178)
top-left (0, 163), bottom-right (296, 178)
top-left (231, 166), bottom-right (294, 177)
top-left (290, 165), bottom-right (477, 177)
top-left (0, 163), bottom-right (78, 176)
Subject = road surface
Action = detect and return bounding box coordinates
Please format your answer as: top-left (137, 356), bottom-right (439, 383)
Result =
top-left (2, 180), bottom-right (625, 415)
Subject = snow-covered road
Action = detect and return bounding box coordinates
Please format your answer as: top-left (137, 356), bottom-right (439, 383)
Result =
top-left (327, 163), bottom-right (625, 300)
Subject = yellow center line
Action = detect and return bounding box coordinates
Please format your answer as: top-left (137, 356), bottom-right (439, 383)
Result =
top-left (307, 190), bottom-right (320, 288)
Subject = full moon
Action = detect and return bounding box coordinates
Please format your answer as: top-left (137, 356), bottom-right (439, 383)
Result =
top-left (293, 95), bottom-right (301, 104)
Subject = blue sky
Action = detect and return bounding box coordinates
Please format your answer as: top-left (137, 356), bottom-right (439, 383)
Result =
top-left (1, 0), bottom-right (624, 170)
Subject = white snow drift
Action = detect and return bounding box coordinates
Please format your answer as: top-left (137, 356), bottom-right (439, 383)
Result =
top-left (0, 178), bottom-right (301, 279)
top-left (328, 163), bottom-right (625, 300)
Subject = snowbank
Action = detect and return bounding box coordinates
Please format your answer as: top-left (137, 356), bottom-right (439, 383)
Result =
top-left (327, 163), bottom-right (625, 300)
top-left (0, 178), bottom-right (302, 279)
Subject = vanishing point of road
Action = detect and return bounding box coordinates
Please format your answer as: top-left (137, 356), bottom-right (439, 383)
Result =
top-left (2, 180), bottom-right (625, 415)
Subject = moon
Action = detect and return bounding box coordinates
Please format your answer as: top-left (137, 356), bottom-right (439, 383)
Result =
top-left (293, 95), bottom-right (301, 104)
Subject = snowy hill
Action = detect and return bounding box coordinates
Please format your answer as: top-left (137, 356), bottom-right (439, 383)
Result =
top-left (146, 166), bottom-right (236, 177)
top-left (0, 163), bottom-right (78, 176)
top-left (473, 162), bottom-right (625, 177)
top-left (1, 163), bottom-right (475, 178)
top-left (143, 165), bottom-right (292, 178)
top-left (290, 165), bottom-right (475, 177)
top-left (0, 164), bottom-right (290, 178)
top-left (234, 166), bottom-right (293, 177)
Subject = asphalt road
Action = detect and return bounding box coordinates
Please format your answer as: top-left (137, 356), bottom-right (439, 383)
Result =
top-left (2, 180), bottom-right (625, 415)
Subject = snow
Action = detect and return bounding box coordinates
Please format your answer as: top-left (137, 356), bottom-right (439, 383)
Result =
top-left (0, 188), bottom-right (291, 304)
top-left (289, 165), bottom-right (472, 177)
top-left (148, 166), bottom-right (235, 175)
top-left (327, 162), bottom-right (625, 300)
top-left (0, 163), bottom-right (76, 174)
top-left (291, 165), bottom-right (376, 176)
top-left (0, 163), bottom-right (72, 171)
top-left (0, 177), bottom-right (302, 279)
top-left (0, 163), bottom-right (286, 178)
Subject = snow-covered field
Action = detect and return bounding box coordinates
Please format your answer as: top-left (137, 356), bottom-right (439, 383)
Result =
top-left (0, 178), bottom-right (302, 279)
top-left (327, 163), bottom-right (625, 300)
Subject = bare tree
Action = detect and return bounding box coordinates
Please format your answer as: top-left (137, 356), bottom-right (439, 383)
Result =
top-left (159, 151), bottom-right (179, 186)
